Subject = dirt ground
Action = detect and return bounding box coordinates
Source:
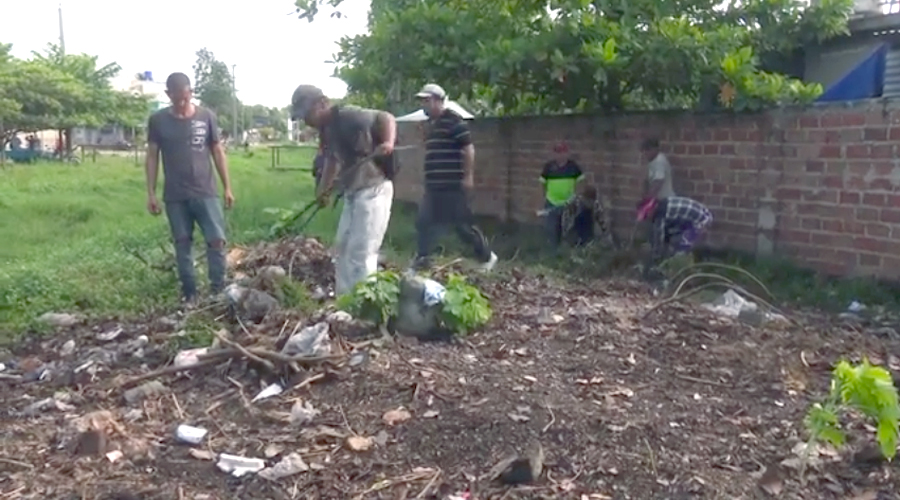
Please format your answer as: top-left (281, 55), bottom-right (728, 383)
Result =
top-left (1, 236), bottom-right (899, 500)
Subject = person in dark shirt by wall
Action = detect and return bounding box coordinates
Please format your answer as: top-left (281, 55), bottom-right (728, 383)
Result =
top-left (411, 83), bottom-right (498, 272)
top-left (539, 141), bottom-right (583, 247)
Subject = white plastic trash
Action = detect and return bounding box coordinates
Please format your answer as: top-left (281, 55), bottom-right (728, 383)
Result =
top-left (252, 383), bottom-right (284, 403)
top-left (176, 424), bottom-right (208, 445)
top-left (174, 348), bottom-right (209, 368)
top-left (422, 279), bottom-right (446, 307)
top-left (216, 453), bottom-right (266, 477)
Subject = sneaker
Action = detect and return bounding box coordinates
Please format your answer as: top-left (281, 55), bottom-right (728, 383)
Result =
top-left (181, 295), bottom-right (199, 310)
top-left (476, 252), bottom-right (498, 272)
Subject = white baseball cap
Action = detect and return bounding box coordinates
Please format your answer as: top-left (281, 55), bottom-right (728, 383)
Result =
top-left (415, 83), bottom-right (446, 99)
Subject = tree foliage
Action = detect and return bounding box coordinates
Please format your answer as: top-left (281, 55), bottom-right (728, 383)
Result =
top-left (244, 104), bottom-right (288, 135)
top-left (294, 0), bottom-right (853, 115)
top-left (0, 43), bottom-right (149, 146)
top-left (192, 49), bottom-right (290, 140)
top-left (193, 48), bottom-right (237, 134)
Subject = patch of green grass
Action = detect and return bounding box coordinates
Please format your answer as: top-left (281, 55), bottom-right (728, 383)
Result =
top-left (166, 315), bottom-right (219, 353)
top-left (273, 277), bottom-right (317, 314)
top-left (0, 147), bottom-right (334, 333)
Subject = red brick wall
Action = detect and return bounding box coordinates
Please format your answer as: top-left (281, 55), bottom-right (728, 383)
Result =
top-left (394, 100), bottom-right (900, 279)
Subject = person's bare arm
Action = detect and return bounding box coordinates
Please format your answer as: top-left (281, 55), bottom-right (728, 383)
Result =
top-left (317, 154), bottom-right (340, 200)
top-left (211, 143), bottom-right (234, 196)
top-left (145, 142), bottom-right (159, 198)
top-left (145, 142), bottom-right (163, 214)
top-left (376, 111), bottom-right (397, 149)
top-left (207, 113), bottom-right (234, 207)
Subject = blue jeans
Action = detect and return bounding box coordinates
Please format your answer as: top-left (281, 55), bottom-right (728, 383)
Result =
top-left (164, 197), bottom-right (227, 299)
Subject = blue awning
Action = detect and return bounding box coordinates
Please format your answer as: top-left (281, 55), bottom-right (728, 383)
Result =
top-left (817, 43), bottom-right (888, 102)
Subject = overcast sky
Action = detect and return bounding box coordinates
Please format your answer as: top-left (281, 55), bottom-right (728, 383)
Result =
top-left (4, 0), bottom-right (370, 108)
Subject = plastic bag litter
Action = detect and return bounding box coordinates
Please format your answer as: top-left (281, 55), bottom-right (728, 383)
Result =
top-left (422, 279), bottom-right (446, 307)
top-left (281, 322), bottom-right (331, 358)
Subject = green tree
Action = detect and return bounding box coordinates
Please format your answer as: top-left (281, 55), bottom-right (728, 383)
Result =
top-left (0, 47), bottom-right (85, 147)
top-left (32, 44), bottom-right (147, 129)
top-left (0, 44), bottom-right (151, 149)
top-left (294, 0), bottom-right (852, 114)
top-left (193, 48), bottom-right (239, 136)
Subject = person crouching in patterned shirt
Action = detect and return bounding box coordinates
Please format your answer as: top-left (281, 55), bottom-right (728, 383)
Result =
top-left (540, 184), bottom-right (612, 247)
top-left (638, 196), bottom-right (713, 262)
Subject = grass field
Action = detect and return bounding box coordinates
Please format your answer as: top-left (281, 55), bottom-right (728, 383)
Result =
top-left (1, 147), bottom-right (898, 336)
top-left (0, 147), bottom-right (419, 334)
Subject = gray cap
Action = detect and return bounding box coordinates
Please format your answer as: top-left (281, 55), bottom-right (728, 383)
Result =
top-left (290, 84), bottom-right (326, 120)
top-left (415, 83), bottom-right (446, 100)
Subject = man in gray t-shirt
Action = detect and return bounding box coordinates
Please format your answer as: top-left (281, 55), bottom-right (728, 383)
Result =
top-left (290, 84), bottom-right (396, 295)
top-left (640, 137), bottom-right (675, 200)
top-left (146, 72), bottom-right (235, 304)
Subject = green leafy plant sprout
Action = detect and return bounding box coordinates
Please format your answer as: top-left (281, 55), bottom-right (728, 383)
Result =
top-left (264, 204), bottom-right (318, 238)
top-left (805, 358), bottom-right (900, 463)
top-left (438, 273), bottom-right (492, 336)
top-left (335, 270), bottom-right (401, 326)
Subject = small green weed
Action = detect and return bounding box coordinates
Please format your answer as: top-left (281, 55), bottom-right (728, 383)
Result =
top-left (438, 273), bottom-right (492, 335)
top-left (274, 277), bottom-right (316, 313)
top-left (805, 359), bottom-right (900, 462)
top-left (336, 270), bottom-right (401, 326)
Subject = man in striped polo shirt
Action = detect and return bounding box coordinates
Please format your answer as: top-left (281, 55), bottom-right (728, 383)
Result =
top-left (411, 83), bottom-right (498, 272)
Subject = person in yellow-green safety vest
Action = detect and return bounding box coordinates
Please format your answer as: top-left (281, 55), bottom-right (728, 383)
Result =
top-left (539, 141), bottom-right (584, 248)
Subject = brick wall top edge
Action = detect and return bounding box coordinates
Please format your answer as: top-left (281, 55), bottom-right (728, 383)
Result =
top-left (447, 97), bottom-right (900, 125)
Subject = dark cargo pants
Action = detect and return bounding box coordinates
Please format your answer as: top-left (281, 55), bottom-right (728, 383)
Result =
top-left (415, 189), bottom-right (492, 266)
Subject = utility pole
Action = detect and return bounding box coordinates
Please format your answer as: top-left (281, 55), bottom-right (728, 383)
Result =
top-left (231, 64), bottom-right (238, 143)
top-left (58, 2), bottom-right (67, 158)
top-left (58, 3), bottom-right (66, 54)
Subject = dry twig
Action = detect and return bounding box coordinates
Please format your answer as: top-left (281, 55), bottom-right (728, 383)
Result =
top-left (415, 469), bottom-right (442, 499)
top-left (644, 438), bottom-right (657, 477)
top-left (675, 374), bottom-right (731, 388)
top-left (542, 404), bottom-right (556, 434)
top-left (213, 329), bottom-right (275, 371)
top-left (119, 345), bottom-right (341, 388)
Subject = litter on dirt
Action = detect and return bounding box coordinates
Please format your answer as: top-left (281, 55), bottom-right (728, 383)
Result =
top-left (2, 235), bottom-right (899, 499)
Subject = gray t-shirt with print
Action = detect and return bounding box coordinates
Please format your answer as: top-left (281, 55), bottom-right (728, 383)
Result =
top-left (148, 106), bottom-right (221, 202)
top-left (322, 105), bottom-right (388, 193)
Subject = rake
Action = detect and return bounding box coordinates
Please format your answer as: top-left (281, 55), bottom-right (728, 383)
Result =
top-left (296, 145), bottom-right (418, 232)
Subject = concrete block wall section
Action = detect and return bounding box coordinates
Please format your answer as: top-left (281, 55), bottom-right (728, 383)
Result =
top-left (393, 100), bottom-right (900, 279)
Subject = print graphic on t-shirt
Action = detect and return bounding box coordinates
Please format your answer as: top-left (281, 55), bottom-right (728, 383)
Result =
top-left (191, 119), bottom-right (208, 151)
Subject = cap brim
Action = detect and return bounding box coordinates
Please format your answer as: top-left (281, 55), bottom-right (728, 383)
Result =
top-left (415, 92), bottom-right (432, 98)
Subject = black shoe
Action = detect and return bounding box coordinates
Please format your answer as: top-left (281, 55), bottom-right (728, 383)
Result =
top-left (409, 255), bottom-right (431, 272)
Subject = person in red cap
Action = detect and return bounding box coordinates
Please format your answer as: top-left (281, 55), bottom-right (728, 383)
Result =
top-left (539, 141), bottom-right (583, 247)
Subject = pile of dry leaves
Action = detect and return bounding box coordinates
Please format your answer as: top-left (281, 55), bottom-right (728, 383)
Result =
top-left (0, 236), bottom-right (898, 500)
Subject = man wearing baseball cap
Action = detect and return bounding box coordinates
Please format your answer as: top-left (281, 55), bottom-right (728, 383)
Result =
top-left (411, 83), bottom-right (497, 272)
top-left (290, 84), bottom-right (398, 295)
